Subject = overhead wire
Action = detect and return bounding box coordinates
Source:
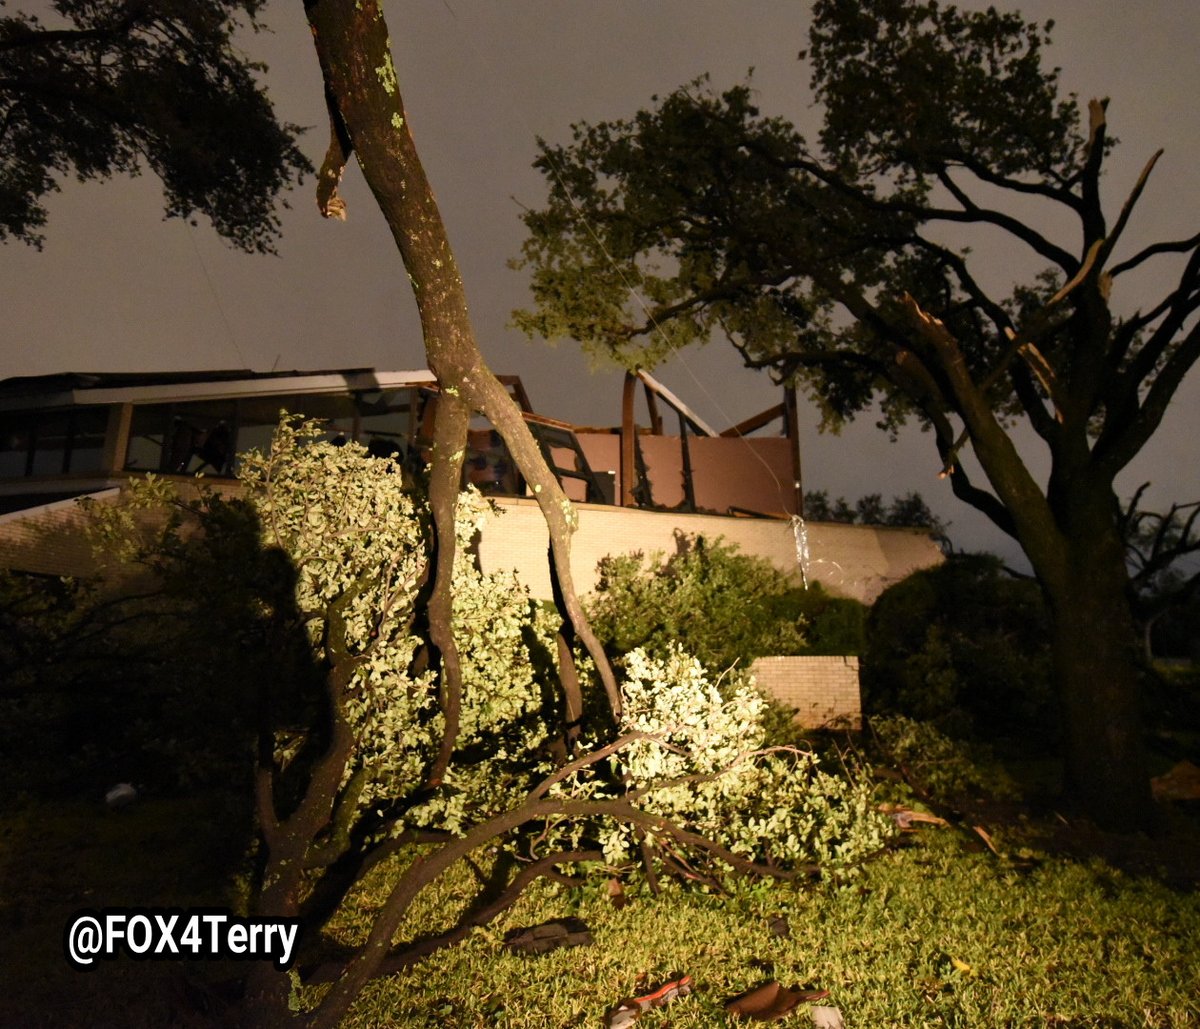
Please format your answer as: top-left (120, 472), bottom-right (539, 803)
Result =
top-left (184, 221), bottom-right (249, 370)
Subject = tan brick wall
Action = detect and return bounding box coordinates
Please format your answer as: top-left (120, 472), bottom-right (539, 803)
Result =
top-left (0, 490), bottom-right (123, 578)
top-left (478, 497), bottom-right (942, 604)
top-left (0, 480), bottom-right (244, 580)
top-left (750, 655), bottom-right (862, 729)
top-left (2, 486), bottom-right (942, 611)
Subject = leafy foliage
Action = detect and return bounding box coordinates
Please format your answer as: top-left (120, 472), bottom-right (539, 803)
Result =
top-left (870, 714), bottom-right (1020, 804)
top-left (0, 0), bottom-right (310, 249)
top-left (514, 0), bottom-right (1200, 825)
top-left (586, 532), bottom-right (866, 671)
top-left (862, 553), bottom-right (1054, 743)
top-left (0, 481), bottom-right (288, 793)
top-left (594, 646), bottom-right (893, 872)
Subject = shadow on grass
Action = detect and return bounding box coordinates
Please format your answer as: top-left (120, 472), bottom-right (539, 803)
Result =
top-left (0, 498), bottom-right (326, 1026)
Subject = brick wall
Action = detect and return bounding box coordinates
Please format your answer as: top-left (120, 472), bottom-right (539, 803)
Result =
top-left (3, 486), bottom-right (941, 607)
top-left (750, 655), bottom-right (862, 729)
top-left (0, 489), bottom-right (123, 578)
top-left (0, 480), bottom-right (243, 582)
top-left (478, 497), bottom-right (943, 604)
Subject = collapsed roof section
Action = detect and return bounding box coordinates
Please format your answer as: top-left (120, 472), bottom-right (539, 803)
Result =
top-left (0, 367), bottom-right (804, 519)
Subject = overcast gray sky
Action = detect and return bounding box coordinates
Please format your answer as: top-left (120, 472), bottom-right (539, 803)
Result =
top-left (3, 0), bottom-right (1198, 562)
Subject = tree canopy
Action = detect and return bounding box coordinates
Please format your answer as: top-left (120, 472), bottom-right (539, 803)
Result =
top-left (0, 0), bottom-right (310, 250)
top-left (515, 0), bottom-right (1200, 830)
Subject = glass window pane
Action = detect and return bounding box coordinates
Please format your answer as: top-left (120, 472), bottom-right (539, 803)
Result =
top-left (124, 405), bottom-right (172, 472)
top-left (64, 407), bottom-right (109, 473)
top-left (0, 415), bottom-right (32, 478)
top-left (30, 413), bottom-right (71, 475)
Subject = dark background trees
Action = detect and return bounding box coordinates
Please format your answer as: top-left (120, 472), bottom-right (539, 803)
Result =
top-left (0, 0), bottom-right (310, 250)
top-left (862, 554), bottom-right (1055, 745)
top-left (515, 0), bottom-right (1200, 831)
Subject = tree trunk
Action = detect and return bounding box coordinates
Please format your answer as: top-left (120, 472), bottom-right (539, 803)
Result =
top-left (302, 0), bottom-right (621, 722)
top-left (274, 4), bottom-right (625, 1025)
top-left (1039, 503), bottom-right (1156, 832)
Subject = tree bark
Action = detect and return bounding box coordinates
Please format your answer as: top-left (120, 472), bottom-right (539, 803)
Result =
top-left (302, 0), bottom-right (621, 722)
top-left (1036, 494), bottom-right (1156, 832)
top-left (905, 296), bottom-right (1158, 832)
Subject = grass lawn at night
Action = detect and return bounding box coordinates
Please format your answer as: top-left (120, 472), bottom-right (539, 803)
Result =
top-left (5, 783), bottom-right (1195, 1026)
top-left (309, 824), bottom-right (1200, 1028)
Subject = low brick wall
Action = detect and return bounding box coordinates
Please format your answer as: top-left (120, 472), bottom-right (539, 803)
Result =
top-left (479, 497), bottom-right (943, 604)
top-left (749, 655), bottom-right (861, 729)
top-left (0, 489), bottom-right (122, 578)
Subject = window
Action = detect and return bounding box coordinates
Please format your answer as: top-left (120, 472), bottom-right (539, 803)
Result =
top-left (0, 407), bottom-right (109, 478)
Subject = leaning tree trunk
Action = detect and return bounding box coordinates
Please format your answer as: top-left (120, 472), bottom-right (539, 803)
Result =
top-left (904, 295), bottom-right (1157, 834)
top-left (302, 0), bottom-right (621, 737)
top-left (262, 3), bottom-right (625, 1023)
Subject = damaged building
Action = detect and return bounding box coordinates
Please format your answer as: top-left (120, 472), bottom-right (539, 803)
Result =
top-left (0, 368), bottom-right (945, 727)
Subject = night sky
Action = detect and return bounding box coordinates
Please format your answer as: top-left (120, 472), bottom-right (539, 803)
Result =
top-left (3, 0), bottom-right (1198, 563)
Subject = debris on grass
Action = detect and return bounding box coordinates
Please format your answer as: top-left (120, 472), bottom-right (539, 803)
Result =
top-left (768, 914), bottom-right (791, 939)
top-left (724, 980), bottom-right (831, 1021)
top-left (604, 972), bottom-right (693, 1027)
top-left (607, 877), bottom-right (628, 909)
top-left (878, 803), bottom-right (949, 830)
top-left (501, 916), bottom-right (593, 955)
top-left (104, 783), bottom-right (139, 809)
top-left (1151, 760), bottom-right (1200, 801)
top-left (810, 1004), bottom-right (846, 1028)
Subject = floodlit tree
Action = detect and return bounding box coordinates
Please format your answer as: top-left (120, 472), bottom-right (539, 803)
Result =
top-left (514, 0), bottom-right (1200, 831)
top-left (207, 3), bottom-right (890, 1026)
top-left (73, 425), bottom-right (889, 1028)
top-left (0, 0), bottom-right (310, 251)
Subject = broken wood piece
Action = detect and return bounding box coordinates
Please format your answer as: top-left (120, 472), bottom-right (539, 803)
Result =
top-left (502, 917), bottom-right (593, 956)
top-left (606, 876), bottom-right (628, 909)
top-left (725, 980), bottom-right (830, 1021)
top-left (972, 824), bottom-right (1002, 856)
top-left (878, 803), bottom-right (949, 830)
top-left (1151, 759), bottom-right (1200, 801)
top-left (811, 1005), bottom-right (847, 1029)
top-left (605, 973), bottom-right (693, 1027)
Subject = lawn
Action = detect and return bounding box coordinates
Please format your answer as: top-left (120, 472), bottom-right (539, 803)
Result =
top-left (4, 788), bottom-right (1196, 1027)
top-left (312, 825), bottom-right (1200, 1028)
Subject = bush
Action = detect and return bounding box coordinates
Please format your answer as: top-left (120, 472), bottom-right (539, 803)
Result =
top-left (870, 714), bottom-right (1021, 804)
top-left (586, 532), bottom-right (866, 672)
top-left (862, 553), bottom-right (1054, 744)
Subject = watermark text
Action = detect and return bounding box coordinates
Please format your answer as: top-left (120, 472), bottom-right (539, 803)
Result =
top-left (65, 909), bottom-right (300, 970)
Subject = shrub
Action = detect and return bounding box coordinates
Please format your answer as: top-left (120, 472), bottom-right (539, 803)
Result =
top-left (582, 645), bottom-right (896, 874)
top-left (586, 533), bottom-right (866, 673)
top-left (862, 553), bottom-right (1055, 744)
top-left (870, 714), bottom-right (1021, 804)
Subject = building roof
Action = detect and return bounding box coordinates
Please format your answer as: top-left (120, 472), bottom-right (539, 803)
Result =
top-left (0, 369), bottom-right (438, 410)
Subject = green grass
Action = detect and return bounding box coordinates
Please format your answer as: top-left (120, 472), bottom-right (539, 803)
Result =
top-left (311, 829), bottom-right (1200, 1028)
top-left (3, 791), bottom-right (1197, 1027)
